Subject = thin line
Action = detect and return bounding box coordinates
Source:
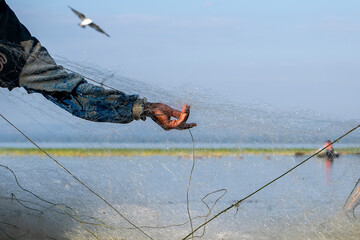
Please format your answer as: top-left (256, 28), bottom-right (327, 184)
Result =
top-left (11, 193), bottom-right (43, 214)
top-left (186, 129), bottom-right (196, 239)
top-left (344, 178), bottom-right (360, 205)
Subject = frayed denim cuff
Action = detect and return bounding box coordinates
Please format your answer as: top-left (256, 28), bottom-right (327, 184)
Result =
top-left (132, 97), bottom-right (147, 121)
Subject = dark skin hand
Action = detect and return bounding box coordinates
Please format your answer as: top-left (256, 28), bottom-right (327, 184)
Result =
top-left (144, 103), bottom-right (197, 130)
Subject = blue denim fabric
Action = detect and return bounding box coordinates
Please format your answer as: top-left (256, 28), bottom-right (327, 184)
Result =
top-left (40, 82), bottom-right (139, 123)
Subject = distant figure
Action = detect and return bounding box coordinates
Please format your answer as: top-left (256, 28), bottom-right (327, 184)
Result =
top-left (69, 6), bottom-right (110, 37)
top-left (323, 140), bottom-right (335, 158)
top-left (0, 1), bottom-right (196, 130)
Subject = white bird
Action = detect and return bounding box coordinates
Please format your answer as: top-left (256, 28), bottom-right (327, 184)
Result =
top-left (68, 6), bottom-right (110, 37)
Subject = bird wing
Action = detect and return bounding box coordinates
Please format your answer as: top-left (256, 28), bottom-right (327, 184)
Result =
top-left (68, 6), bottom-right (86, 20)
top-left (89, 22), bottom-right (110, 37)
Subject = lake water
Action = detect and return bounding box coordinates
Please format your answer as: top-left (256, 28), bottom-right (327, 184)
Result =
top-left (0, 153), bottom-right (359, 239)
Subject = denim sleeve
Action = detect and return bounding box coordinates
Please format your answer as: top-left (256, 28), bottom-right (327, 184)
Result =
top-left (0, 0), bottom-right (147, 123)
top-left (18, 39), bottom-right (147, 123)
top-left (39, 82), bottom-right (147, 124)
top-left (17, 36), bottom-right (147, 123)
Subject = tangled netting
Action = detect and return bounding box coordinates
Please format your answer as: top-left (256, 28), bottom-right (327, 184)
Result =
top-left (0, 45), bottom-right (360, 239)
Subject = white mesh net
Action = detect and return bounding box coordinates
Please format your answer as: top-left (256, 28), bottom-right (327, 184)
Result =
top-left (0, 56), bottom-right (360, 239)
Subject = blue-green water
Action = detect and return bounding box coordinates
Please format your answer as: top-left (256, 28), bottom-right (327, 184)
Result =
top-left (0, 153), bottom-right (359, 239)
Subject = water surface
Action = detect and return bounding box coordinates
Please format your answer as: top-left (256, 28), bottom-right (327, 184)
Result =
top-left (0, 153), bottom-right (359, 239)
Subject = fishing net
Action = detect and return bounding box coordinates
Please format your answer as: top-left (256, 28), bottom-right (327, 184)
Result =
top-left (0, 53), bottom-right (360, 239)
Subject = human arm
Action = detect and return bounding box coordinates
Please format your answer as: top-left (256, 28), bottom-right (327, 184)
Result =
top-left (0, 0), bottom-right (196, 129)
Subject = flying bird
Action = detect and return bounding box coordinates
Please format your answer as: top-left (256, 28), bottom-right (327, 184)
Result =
top-left (68, 6), bottom-right (110, 37)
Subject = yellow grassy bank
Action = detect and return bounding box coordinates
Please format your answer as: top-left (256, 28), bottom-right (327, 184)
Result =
top-left (0, 147), bottom-right (359, 158)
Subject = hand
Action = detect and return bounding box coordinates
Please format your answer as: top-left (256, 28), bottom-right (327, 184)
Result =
top-left (144, 102), bottom-right (197, 130)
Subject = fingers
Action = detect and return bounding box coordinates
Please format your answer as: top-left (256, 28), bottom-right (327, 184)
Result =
top-left (176, 122), bottom-right (197, 130)
top-left (148, 103), bottom-right (196, 130)
top-left (173, 105), bottom-right (190, 122)
top-left (162, 121), bottom-right (197, 131)
top-left (165, 105), bottom-right (190, 129)
top-left (181, 104), bottom-right (190, 122)
top-left (171, 104), bottom-right (189, 118)
top-left (164, 108), bottom-right (195, 130)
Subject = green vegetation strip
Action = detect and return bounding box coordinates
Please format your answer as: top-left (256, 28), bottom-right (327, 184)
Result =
top-left (0, 147), bottom-right (359, 157)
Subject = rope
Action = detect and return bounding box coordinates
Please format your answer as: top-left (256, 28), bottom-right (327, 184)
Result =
top-left (186, 129), bottom-right (196, 239)
top-left (182, 124), bottom-right (360, 240)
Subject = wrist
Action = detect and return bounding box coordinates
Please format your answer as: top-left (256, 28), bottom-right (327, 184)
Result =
top-left (132, 97), bottom-right (147, 121)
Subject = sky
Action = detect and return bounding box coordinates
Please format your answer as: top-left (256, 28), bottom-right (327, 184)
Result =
top-left (5, 0), bottom-right (360, 118)
top-left (2, 0), bottom-right (360, 142)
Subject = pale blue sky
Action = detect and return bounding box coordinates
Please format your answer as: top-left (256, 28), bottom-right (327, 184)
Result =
top-left (5, 0), bottom-right (360, 120)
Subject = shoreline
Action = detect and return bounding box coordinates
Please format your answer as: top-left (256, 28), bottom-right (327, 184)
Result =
top-left (1, 147), bottom-right (359, 157)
